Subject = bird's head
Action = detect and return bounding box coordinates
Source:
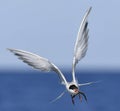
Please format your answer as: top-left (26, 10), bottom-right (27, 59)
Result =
top-left (69, 84), bottom-right (87, 102)
top-left (69, 84), bottom-right (79, 94)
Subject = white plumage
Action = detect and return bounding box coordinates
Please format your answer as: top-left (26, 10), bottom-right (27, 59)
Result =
top-left (7, 48), bottom-right (67, 85)
top-left (72, 7), bottom-right (91, 82)
top-left (8, 7), bottom-right (96, 104)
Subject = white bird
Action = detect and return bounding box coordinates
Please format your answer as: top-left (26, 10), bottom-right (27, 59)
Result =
top-left (8, 7), bottom-right (95, 104)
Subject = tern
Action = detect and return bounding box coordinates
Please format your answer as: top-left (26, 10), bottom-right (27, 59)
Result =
top-left (8, 7), bottom-right (95, 104)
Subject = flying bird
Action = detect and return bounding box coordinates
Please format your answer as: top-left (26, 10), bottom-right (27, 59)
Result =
top-left (8, 7), bottom-right (94, 104)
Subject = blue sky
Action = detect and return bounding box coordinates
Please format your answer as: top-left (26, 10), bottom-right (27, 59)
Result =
top-left (0, 0), bottom-right (120, 70)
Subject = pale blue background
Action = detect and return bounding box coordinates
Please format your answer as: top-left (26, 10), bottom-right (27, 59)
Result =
top-left (0, 0), bottom-right (120, 70)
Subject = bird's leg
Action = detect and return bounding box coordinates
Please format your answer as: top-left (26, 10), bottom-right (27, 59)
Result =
top-left (71, 96), bottom-right (75, 105)
top-left (71, 95), bottom-right (75, 105)
top-left (79, 91), bottom-right (87, 102)
top-left (79, 94), bottom-right (82, 102)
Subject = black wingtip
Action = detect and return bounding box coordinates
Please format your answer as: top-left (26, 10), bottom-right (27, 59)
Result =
top-left (87, 6), bottom-right (92, 14)
top-left (7, 48), bottom-right (13, 52)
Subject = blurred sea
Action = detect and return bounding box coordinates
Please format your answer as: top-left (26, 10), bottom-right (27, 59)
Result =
top-left (0, 70), bottom-right (120, 111)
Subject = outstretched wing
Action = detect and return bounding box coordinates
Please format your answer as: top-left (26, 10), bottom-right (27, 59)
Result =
top-left (8, 48), bottom-right (67, 85)
top-left (72, 7), bottom-right (92, 82)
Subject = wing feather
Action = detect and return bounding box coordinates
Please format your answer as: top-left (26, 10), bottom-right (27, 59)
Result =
top-left (72, 7), bottom-right (92, 82)
top-left (8, 48), bottom-right (67, 85)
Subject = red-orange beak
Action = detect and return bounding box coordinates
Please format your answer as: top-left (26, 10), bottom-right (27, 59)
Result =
top-left (74, 89), bottom-right (79, 93)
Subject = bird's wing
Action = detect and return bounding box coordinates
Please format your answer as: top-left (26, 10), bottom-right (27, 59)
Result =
top-left (8, 48), bottom-right (67, 85)
top-left (72, 7), bottom-right (92, 82)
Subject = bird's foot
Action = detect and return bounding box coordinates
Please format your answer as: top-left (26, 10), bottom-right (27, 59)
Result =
top-left (71, 95), bottom-right (75, 105)
top-left (79, 94), bottom-right (82, 102)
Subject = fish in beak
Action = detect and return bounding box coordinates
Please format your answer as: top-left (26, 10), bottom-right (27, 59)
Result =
top-left (78, 91), bottom-right (87, 102)
top-left (71, 90), bottom-right (87, 104)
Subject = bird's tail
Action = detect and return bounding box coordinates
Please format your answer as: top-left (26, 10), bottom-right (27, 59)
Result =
top-left (78, 80), bottom-right (102, 87)
top-left (50, 90), bottom-right (66, 103)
